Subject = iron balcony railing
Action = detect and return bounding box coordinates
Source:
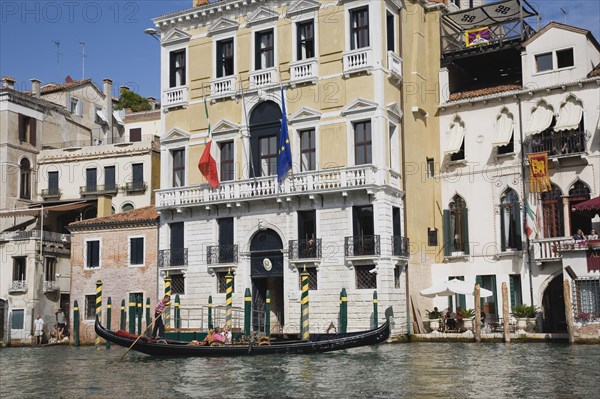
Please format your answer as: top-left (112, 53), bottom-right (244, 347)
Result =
top-left (0, 230), bottom-right (70, 243)
top-left (40, 188), bottom-right (62, 200)
top-left (79, 184), bottom-right (119, 195)
top-left (124, 181), bottom-right (147, 193)
top-left (43, 281), bottom-right (59, 292)
top-left (392, 236), bottom-right (410, 258)
top-left (8, 280), bottom-right (27, 293)
top-left (345, 235), bottom-right (381, 257)
top-left (525, 130), bottom-right (587, 158)
top-left (158, 248), bottom-right (188, 267)
top-left (289, 238), bottom-right (322, 260)
top-left (207, 244), bottom-right (239, 265)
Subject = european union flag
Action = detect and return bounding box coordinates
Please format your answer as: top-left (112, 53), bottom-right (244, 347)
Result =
top-left (277, 87), bottom-right (292, 183)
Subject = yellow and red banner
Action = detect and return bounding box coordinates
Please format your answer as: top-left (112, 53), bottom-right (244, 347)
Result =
top-left (465, 27), bottom-right (491, 47)
top-left (528, 152), bottom-right (551, 192)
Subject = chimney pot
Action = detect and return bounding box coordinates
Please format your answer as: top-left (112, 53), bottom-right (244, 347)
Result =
top-left (1, 76), bottom-right (16, 89)
top-left (120, 85), bottom-right (130, 92)
top-left (195, 0), bottom-right (209, 6)
top-left (31, 78), bottom-right (41, 98)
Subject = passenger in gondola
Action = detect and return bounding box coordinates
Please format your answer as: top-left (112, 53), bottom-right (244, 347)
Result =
top-left (212, 328), bottom-right (225, 345)
top-left (199, 328), bottom-right (215, 346)
top-left (222, 325), bottom-right (232, 344)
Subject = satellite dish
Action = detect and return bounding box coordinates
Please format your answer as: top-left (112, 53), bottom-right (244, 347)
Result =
top-left (263, 258), bottom-right (272, 271)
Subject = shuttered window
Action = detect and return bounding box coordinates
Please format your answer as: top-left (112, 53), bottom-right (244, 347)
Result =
top-left (443, 195), bottom-right (469, 256)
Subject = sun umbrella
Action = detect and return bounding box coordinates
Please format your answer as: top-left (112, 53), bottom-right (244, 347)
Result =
top-left (420, 279), bottom-right (493, 298)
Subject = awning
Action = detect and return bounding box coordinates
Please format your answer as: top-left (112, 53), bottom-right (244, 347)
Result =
top-left (444, 0), bottom-right (536, 29)
top-left (572, 196), bottom-right (600, 213)
top-left (113, 111), bottom-right (125, 126)
top-left (554, 99), bottom-right (583, 132)
top-left (0, 201), bottom-right (90, 218)
top-left (492, 110), bottom-right (514, 146)
top-left (96, 109), bottom-right (109, 124)
top-left (444, 119), bottom-right (465, 155)
top-left (524, 102), bottom-right (554, 136)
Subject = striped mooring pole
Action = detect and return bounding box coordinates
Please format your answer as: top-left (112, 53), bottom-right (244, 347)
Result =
top-left (265, 289), bottom-right (271, 337)
top-left (73, 300), bottom-right (80, 347)
top-left (300, 266), bottom-right (309, 340)
top-left (373, 291), bottom-right (378, 328)
top-left (208, 295), bottom-right (213, 329)
top-left (164, 275), bottom-right (172, 329)
top-left (120, 299), bottom-right (126, 330)
top-left (244, 288), bottom-right (251, 337)
top-left (95, 279), bottom-right (103, 349)
top-left (145, 297), bottom-right (151, 335)
top-left (128, 293), bottom-right (135, 334)
top-left (175, 294), bottom-right (181, 329)
top-left (106, 297), bottom-right (112, 349)
top-left (137, 297), bottom-right (143, 335)
top-left (340, 288), bottom-right (348, 334)
top-left (225, 268), bottom-right (233, 328)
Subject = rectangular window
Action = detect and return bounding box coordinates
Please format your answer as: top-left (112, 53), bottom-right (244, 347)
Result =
top-left (95, 107), bottom-right (104, 124)
top-left (172, 149), bottom-right (185, 187)
top-left (20, 160), bottom-right (31, 200)
top-left (11, 309), bottom-right (24, 329)
top-left (535, 52), bottom-right (553, 72)
top-left (86, 168), bottom-right (97, 192)
top-left (104, 166), bottom-right (116, 191)
top-left (86, 240), bottom-right (100, 268)
top-left (574, 278), bottom-right (599, 316)
top-left (298, 267), bottom-right (318, 290)
top-left (352, 205), bottom-right (375, 256)
top-left (217, 38), bottom-right (234, 78)
top-left (386, 12), bottom-right (395, 52)
top-left (426, 158), bottom-right (435, 178)
top-left (48, 171), bottom-right (59, 193)
top-left (170, 273), bottom-right (185, 295)
top-left (85, 295), bottom-right (96, 320)
top-left (255, 29), bottom-right (274, 70)
top-left (509, 274), bottom-right (523, 308)
top-left (45, 257), bottom-right (57, 281)
top-left (69, 97), bottom-right (82, 116)
top-left (355, 265), bottom-right (377, 289)
top-left (556, 48), bottom-right (574, 69)
top-left (132, 163), bottom-right (144, 185)
top-left (300, 129), bottom-right (316, 171)
top-left (394, 265), bottom-right (402, 289)
top-left (297, 20), bottom-right (315, 60)
top-left (219, 141), bottom-right (234, 182)
top-left (354, 120), bottom-right (372, 165)
top-left (18, 114), bottom-right (36, 145)
top-left (350, 7), bottom-right (369, 50)
top-left (259, 135), bottom-right (278, 176)
top-left (217, 271), bottom-right (235, 293)
top-left (428, 227), bottom-right (438, 247)
top-left (129, 128), bottom-right (142, 142)
top-left (130, 237), bottom-right (144, 265)
top-left (218, 217), bottom-right (234, 263)
top-left (169, 49), bottom-right (186, 88)
top-left (13, 257), bottom-right (26, 281)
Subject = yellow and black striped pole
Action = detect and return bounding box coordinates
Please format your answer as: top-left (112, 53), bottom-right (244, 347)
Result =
top-left (300, 266), bottom-right (310, 340)
top-left (95, 279), bottom-right (103, 349)
top-left (164, 274), bottom-right (172, 329)
top-left (225, 268), bottom-right (233, 328)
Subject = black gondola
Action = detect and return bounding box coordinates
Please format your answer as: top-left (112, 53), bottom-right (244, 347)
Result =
top-left (95, 307), bottom-right (393, 357)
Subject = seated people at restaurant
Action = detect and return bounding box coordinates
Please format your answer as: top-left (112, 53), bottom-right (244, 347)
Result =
top-left (573, 229), bottom-right (585, 241)
top-left (588, 229), bottom-right (598, 240)
top-left (445, 309), bottom-right (456, 331)
top-left (480, 311), bottom-right (486, 326)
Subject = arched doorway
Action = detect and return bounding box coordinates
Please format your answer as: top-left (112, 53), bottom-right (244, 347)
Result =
top-left (542, 274), bottom-right (566, 333)
top-left (249, 101), bottom-right (282, 178)
top-left (250, 229), bottom-right (284, 332)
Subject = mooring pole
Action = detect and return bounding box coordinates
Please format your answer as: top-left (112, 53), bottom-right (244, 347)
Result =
top-left (301, 266), bottom-right (310, 340)
top-left (106, 297), bottom-right (112, 349)
top-left (265, 289), bottom-right (271, 337)
top-left (502, 282), bottom-right (510, 343)
top-left (244, 288), bottom-right (251, 337)
top-left (474, 284), bottom-right (481, 343)
top-left (225, 269), bottom-right (233, 328)
top-left (95, 279), bottom-right (103, 349)
top-left (164, 275), bottom-right (172, 329)
top-left (145, 298), bottom-right (151, 335)
top-left (564, 279), bottom-right (575, 344)
top-left (340, 288), bottom-right (348, 334)
top-left (373, 291), bottom-right (378, 328)
top-left (128, 293), bottom-right (135, 334)
top-left (73, 300), bottom-right (80, 347)
top-left (120, 299), bottom-right (126, 330)
top-left (208, 295), bottom-right (213, 330)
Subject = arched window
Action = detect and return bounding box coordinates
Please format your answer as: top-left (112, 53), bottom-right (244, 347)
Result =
top-left (568, 180), bottom-right (591, 235)
top-left (443, 195), bottom-right (469, 255)
top-left (541, 184), bottom-right (563, 238)
top-left (500, 188), bottom-right (522, 251)
top-left (19, 158), bottom-right (31, 199)
top-left (122, 203), bottom-right (134, 212)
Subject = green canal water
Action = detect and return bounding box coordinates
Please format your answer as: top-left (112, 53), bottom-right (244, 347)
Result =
top-left (1, 342), bottom-right (599, 398)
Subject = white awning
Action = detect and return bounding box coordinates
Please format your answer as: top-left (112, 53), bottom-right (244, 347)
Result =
top-left (113, 111), bottom-right (125, 126)
top-left (524, 103), bottom-right (553, 136)
top-left (444, 119), bottom-right (465, 155)
top-left (96, 109), bottom-right (109, 124)
top-left (554, 99), bottom-right (583, 132)
top-left (492, 111), bottom-right (514, 146)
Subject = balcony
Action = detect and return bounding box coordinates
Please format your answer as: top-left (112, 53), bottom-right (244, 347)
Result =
top-left (43, 280), bottom-right (59, 293)
top-left (387, 51), bottom-right (403, 82)
top-left (249, 67), bottom-right (278, 89)
top-left (8, 280), bottom-right (27, 294)
top-left (289, 238), bottom-right (322, 260)
top-left (207, 244), bottom-right (239, 265)
top-left (290, 58), bottom-right (318, 86)
top-left (210, 75), bottom-right (237, 99)
top-left (392, 236), bottom-right (410, 258)
top-left (40, 188), bottom-right (62, 200)
top-left (343, 48), bottom-right (373, 78)
top-left (158, 248), bottom-right (188, 268)
top-left (0, 230), bottom-right (70, 243)
top-left (124, 181), bottom-right (147, 193)
top-left (163, 86), bottom-right (188, 109)
top-left (79, 184), bottom-right (118, 196)
top-left (524, 130), bottom-right (587, 159)
top-left (156, 165), bottom-right (399, 209)
top-left (345, 235), bottom-right (381, 257)
top-left (532, 237), bottom-right (580, 262)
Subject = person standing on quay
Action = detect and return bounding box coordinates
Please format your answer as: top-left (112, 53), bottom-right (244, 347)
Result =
top-left (152, 295), bottom-right (170, 339)
top-left (33, 314), bottom-right (44, 346)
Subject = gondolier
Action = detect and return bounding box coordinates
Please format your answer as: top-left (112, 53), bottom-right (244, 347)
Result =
top-left (152, 295), bottom-right (170, 339)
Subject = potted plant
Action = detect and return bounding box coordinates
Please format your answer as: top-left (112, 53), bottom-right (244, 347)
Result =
top-left (511, 304), bottom-right (539, 332)
top-left (457, 307), bottom-right (476, 331)
top-left (426, 309), bottom-right (443, 332)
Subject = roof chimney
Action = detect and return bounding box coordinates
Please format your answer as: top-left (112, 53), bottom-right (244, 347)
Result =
top-left (147, 96), bottom-right (157, 110)
top-left (120, 85), bottom-right (130, 93)
top-left (31, 78), bottom-right (41, 98)
top-left (96, 195), bottom-right (113, 218)
top-left (195, 0), bottom-right (209, 6)
top-left (103, 79), bottom-right (113, 133)
top-left (1, 76), bottom-right (16, 89)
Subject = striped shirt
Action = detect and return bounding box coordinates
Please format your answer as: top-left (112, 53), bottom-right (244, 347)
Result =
top-left (155, 301), bottom-right (166, 314)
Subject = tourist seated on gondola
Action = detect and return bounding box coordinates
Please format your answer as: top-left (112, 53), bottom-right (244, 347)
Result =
top-left (222, 325), bottom-right (232, 344)
top-left (212, 328), bottom-right (225, 346)
top-left (198, 329), bottom-right (215, 346)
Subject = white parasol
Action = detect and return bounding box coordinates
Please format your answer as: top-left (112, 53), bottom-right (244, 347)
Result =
top-left (420, 279), bottom-right (493, 298)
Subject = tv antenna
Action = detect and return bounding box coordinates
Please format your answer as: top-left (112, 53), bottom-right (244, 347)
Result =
top-left (560, 8), bottom-right (567, 24)
top-left (52, 40), bottom-right (61, 82)
top-left (77, 41), bottom-right (86, 79)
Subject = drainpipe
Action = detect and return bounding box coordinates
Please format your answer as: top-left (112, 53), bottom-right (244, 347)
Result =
top-left (517, 96), bottom-right (535, 305)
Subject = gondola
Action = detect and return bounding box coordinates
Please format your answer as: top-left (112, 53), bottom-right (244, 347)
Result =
top-left (95, 307), bottom-right (393, 357)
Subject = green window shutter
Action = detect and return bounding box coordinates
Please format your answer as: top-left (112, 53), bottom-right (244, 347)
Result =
top-left (509, 275), bottom-right (516, 308)
top-left (491, 275), bottom-right (498, 316)
top-left (462, 207), bottom-right (470, 254)
top-left (514, 205), bottom-right (523, 251)
top-left (443, 210), bottom-right (452, 256)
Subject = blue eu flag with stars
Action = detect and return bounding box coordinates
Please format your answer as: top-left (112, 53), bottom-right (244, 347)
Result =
top-left (277, 87), bottom-right (292, 183)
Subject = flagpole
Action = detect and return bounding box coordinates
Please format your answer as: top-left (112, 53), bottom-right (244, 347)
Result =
top-left (239, 76), bottom-right (257, 183)
top-left (279, 79), bottom-right (296, 194)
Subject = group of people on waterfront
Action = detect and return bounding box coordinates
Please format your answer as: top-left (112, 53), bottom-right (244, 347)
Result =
top-left (32, 308), bottom-right (69, 346)
top-left (573, 228), bottom-right (598, 241)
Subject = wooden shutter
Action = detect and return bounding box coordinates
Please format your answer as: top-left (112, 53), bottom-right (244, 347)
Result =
top-left (255, 33), bottom-right (262, 70)
top-left (443, 209), bottom-right (452, 256)
top-left (462, 207), bottom-right (470, 254)
top-left (29, 118), bottom-right (36, 146)
top-left (129, 128), bottom-right (141, 142)
top-left (18, 114), bottom-right (26, 142)
top-left (169, 51), bottom-right (177, 88)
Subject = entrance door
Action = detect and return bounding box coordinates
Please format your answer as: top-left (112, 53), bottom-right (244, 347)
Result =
top-left (542, 274), bottom-right (566, 333)
top-left (250, 229), bottom-right (284, 332)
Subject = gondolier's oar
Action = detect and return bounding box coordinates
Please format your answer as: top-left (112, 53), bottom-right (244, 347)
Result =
top-left (120, 306), bottom-right (168, 360)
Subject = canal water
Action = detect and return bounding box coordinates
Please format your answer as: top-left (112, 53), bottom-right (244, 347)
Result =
top-left (1, 343), bottom-right (599, 398)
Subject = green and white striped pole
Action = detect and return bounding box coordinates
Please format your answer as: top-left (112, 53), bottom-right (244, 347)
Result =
top-left (164, 275), bottom-right (172, 329)
top-left (265, 289), bottom-right (271, 337)
top-left (225, 269), bottom-right (233, 328)
top-left (373, 291), bottom-right (378, 328)
top-left (208, 295), bottom-right (213, 330)
top-left (120, 299), bottom-right (126, 330)
top-left (95, 279), bottom-right (103, 349)
top-left (73, 300), bottom-right (80, 347)
top-left (244, 288), bottom-right (251, 337)
top-left (340, 288), bottom-right (348, 334)
top-left (106, 297), bottom-right (112, 349)
top-left (300, 266), bottom-right (310, 340)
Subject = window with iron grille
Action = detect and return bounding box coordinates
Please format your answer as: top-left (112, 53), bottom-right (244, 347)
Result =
top-left (217, 271), bottom-right (235, 293)
top-left (394, 265), bottom-right (402, 289)
top-left (355, 265), bottom-right (377, 289)
top-left (85, 295), bottom-right (96, 320)
top-left (170, 273), bottom-right (185, 295)
top-left (298, 267), bottom-right (318, 290)
top-left (428, 228), bottom-right (438, 247)
top-left (11, 309), bottom-right (24, 329)
top-left (574, 278), bottom-right (600, 317)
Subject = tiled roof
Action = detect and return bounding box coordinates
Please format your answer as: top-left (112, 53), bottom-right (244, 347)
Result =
top-left (449, 84), bottom-right (522, 101)
top-left (588, 64), bottom-right (600, 78)
top-left (40, 78), bottom-right (97, 94)
top-left (69, 206), bottom-right (158, 228)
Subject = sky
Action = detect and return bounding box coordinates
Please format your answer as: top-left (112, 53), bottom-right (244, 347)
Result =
top-left (1, 0), bottom-right (598, 100)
